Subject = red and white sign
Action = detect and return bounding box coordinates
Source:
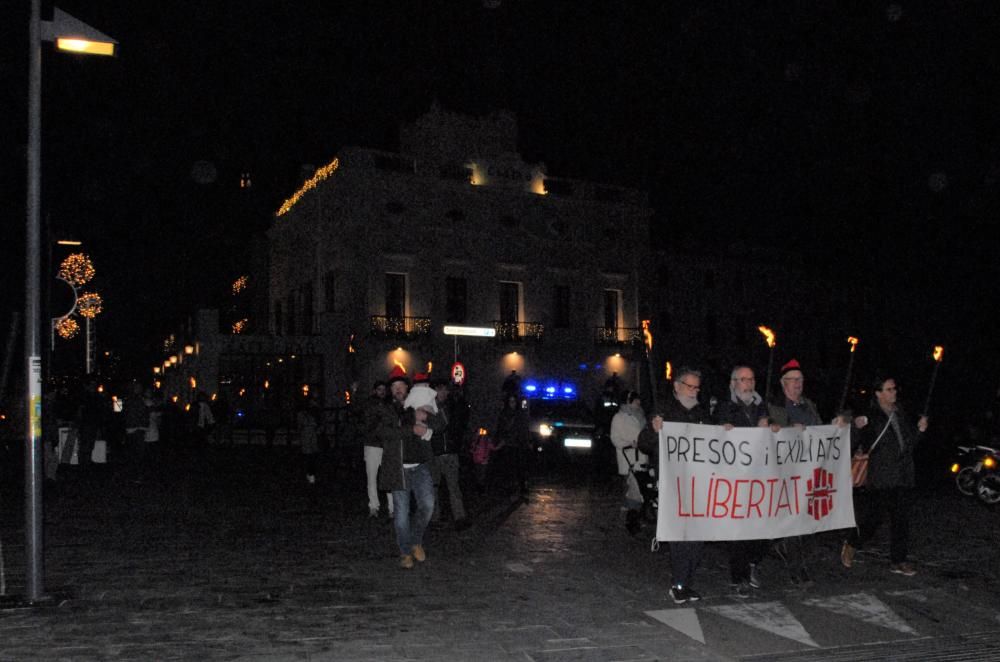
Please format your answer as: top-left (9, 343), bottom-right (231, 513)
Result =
top-left (656, 423), bottom-right (854, 541)
top-left (450, 362), bottom-right (466, 385)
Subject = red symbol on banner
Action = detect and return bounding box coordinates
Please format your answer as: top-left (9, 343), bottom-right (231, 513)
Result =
top-left (805, 468), bottom-right (837, 521)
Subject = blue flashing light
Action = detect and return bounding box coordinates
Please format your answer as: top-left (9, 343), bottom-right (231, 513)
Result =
top-left (563, 386), bottom-right (575, 395)
top-left (544, 386), bottom-right (557, 395)
top-left (578, 363), bottom-right (588, 371)
top-left (523, 382), bottom-right (538, 394)
top-left (236, 409), bottom-right (245, 418)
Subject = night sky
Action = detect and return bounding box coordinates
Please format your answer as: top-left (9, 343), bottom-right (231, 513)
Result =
top-left (3, 2), bottom-right (999, 413)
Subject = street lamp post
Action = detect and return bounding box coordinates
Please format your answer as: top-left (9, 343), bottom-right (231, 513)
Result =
top-left (24, 1), bottom-right (116, 602)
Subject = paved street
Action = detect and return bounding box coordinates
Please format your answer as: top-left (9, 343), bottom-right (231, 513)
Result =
top-left (1, 446), bottom-right (998, 661)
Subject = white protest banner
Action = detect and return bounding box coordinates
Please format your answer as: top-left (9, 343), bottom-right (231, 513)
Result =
top-left (656, 423), bottom-right (854, 541)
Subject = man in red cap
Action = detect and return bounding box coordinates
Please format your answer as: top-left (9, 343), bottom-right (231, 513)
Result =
top-left (767, 358), bottom-right (823, 585)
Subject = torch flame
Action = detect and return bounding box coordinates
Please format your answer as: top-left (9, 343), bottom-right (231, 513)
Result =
top-left (847, 336), bottom-right (859, 353)
top-left (641, 319), bottom-right (653, 351)
top-left (393, 359), bottom-right (406, 373)
top-left (933, 346), bottom-right (944, 362)
top-left (758, 325), bottom-right (776, 348)
top-left (665, 361), bottom-right (673, 381)
top-left (426, 361), bottom-right (433, 373)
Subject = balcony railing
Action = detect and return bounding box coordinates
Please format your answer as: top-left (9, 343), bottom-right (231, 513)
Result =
top-left (369, 315), bottom-right (432, 339)
top-left (493, 320), bottom-right (545, 343)
top-left (594, 326), bottom-right (643, 346)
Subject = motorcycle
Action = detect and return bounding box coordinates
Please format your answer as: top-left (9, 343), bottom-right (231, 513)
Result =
top-left (950, 444), bottom-right (1000, 504)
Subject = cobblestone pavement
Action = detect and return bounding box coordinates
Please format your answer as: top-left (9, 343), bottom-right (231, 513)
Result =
top-left (1, 447), bottom-right (998, 661)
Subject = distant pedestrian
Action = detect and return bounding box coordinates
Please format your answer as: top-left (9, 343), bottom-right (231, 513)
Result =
top-left (76, 377), bottom-right (107, 469)
top-left (495, 393), bottom-right (532, 501)
top-left (195, 391), bottom-right (215, 445)
top-left (610, 390), bottom-right (647, 535)
top-left (429, 377), bottom-right (469, 530)
top-left (470, 428), bottom-right (499, 493)
top-left (123, 381), bottom-right (150, 465)
top-left (297, 394), bottom-right (323, 484)
top-left (363, 380), bottom-right (391, 518)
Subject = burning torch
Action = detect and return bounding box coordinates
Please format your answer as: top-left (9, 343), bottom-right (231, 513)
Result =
top-left (758, 325), bottom-right (776, 401)
top-left (641, 320), bottom-right (657, 403)
top-left (922, 345), bottom-right (944, 417)
top-left (836, 336), bottom-right (860, 413)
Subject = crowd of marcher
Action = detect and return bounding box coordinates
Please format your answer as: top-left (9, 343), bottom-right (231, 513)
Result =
top-left (611, 359), bottom-right (929, 605)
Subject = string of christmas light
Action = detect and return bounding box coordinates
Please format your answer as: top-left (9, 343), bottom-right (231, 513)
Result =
top-left (232, 318), bottom-right (248, 334)
top-left (56, 317), bottom-right (80, 339)
top-left (77, 292), bottom-right (103, 318)
top-left (275, 157), bottom-right (339, 217)
top-left (58, 253), bottom-right (95, 286)
top-left (232, 275), bottom-right (249, 295)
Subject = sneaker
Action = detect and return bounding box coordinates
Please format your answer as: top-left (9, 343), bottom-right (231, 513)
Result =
top-left (669, 585), bottom-right (688, 604)
top-left (890, 562), bottom-right (917, 576)
top-left (731, 581), bottom-right (752, 599)
top-left (748, 563), bottom-right (762, 589)
top-left (684, 587), bottom-right (702, 602)
top-left (412, 544), bottom-right (426, 562)
top-left (840, 541), bottom-right (855, 569)
top-left (399, 554), bottom-right (414, 569)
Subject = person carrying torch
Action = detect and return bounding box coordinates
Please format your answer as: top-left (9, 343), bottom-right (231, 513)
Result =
top-left (841, 373), bottom-right (930, 577)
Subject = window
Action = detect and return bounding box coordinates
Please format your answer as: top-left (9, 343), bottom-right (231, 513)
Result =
top-left (274, 300), bottom-right (283, 336)
top-left (324, 271), bottom-right (336, 313)
top-left (286, 293), bottom-right (296, 335)
top-left (385, 273), bottom-right (407, 319)
top-left (499, 281), bottom-right (521, 324)
top-left (554, 285), bottom-right (571, 328)
top-left (445, 276), bottom-right (468, 324)
top-left (302, 281), bottom-right (314, 334)
top-left (603, 289), bottom-right (621, 330)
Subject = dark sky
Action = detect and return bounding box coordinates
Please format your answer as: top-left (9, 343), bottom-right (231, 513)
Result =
top-left (3, 2), bottom-right (999, 400)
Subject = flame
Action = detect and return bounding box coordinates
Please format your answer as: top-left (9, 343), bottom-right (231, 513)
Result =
top-left (478, 427), bottom-right (489, 436)
top-left (758, 325), bottom-right (776, 348)
top-left (348, 333), bottom-right (356, 353)
top-left (933, 345), bottom-right (944, 362)
top-left (189, 376), bottom-right (197, 389)
top-left (393, 359), bottom-right (406, 374)
top-left (426, 361), bottom-right (433, 373)
top-left (641, 319), bottom-right (653, 351)
top-left (847, 336), bottom-right (859, 353)
top-left (665, 361), bottom-right (673, 381)
top-left (344, 390), bottom-right (351, 405)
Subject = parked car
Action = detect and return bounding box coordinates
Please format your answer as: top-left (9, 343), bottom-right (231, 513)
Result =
top-left (526, 396), bottom-right (597, 459)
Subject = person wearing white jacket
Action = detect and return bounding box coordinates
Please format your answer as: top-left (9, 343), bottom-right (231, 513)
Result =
top-left (610, 391), bottom-right (648, 535)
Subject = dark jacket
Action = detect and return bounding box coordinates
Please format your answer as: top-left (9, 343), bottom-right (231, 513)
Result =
top-left (375, 399), bottom-right (445, 491)
top-left (853, 405), bottom-right (923, 490)
top-left (637, 394), bottom-right (714, 464)
top-left (362, 395), bottom-right (386, 448)
top-left (716, 397), bottom-right (768, 428)
top-left (767, 397), bottom-right (822, 427)
top-left (496, 407), bottom-right (531, 450)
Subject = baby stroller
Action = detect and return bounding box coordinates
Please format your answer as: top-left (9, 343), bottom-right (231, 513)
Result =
top-left (623, 448), bottom-right (658, 534)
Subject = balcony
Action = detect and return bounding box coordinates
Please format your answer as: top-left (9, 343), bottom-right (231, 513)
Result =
top-left (493, 320), bottom-right (544, 343)
top-left (369, 315), bottom-right (431, 339)
top-left (594, 326), bottom-right (643, 347)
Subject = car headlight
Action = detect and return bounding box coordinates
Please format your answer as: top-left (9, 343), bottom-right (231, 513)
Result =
top-left (538, 424), bottom-right (553, 437)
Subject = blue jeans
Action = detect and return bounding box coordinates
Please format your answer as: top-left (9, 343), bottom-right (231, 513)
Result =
top-left (392, 463), bottom-right (435, 556)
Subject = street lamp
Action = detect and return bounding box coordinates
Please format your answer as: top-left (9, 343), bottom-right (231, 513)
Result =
top-left (24, 2), bottom-right (117, 603)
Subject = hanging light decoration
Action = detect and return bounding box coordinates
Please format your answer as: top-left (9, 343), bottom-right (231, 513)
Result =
top-left (76, 291), bottom-right (103, 318)
top-left (58, 253), bottom-right (95, 286)
top-left (56, 317), bottom-right (80, 339)
top-left (232, 318), bottom-right (248, 334)
top-left (232, 275), bottom-right (249, 295)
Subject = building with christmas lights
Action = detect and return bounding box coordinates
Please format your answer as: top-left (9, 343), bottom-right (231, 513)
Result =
top-left (254, 105), bottom-right (654, 429)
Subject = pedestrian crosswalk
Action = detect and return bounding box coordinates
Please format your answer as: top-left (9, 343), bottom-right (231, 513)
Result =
top-left (645, 589), bottom-right (998, 657)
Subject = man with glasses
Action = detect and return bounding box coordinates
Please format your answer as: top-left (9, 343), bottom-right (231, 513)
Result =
top-left (767, 359), bottom-right (823, 585)
top-left (638, 367), bottom-right (713, 605)
top-left (717, 366), bottom-right (771, 598)
top-left (841, 376), bottom-right (928, 576)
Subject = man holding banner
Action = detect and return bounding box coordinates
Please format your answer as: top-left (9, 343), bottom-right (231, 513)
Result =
top-left (638, 367), bottom-right (713, 605)
top-left (716, 366), bottom-right (772, 598)
top-left (767, 359), bottom-right (824, 586)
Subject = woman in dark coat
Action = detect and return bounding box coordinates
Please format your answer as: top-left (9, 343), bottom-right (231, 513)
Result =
top-left (841, 375), bottom-right (929, 576)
